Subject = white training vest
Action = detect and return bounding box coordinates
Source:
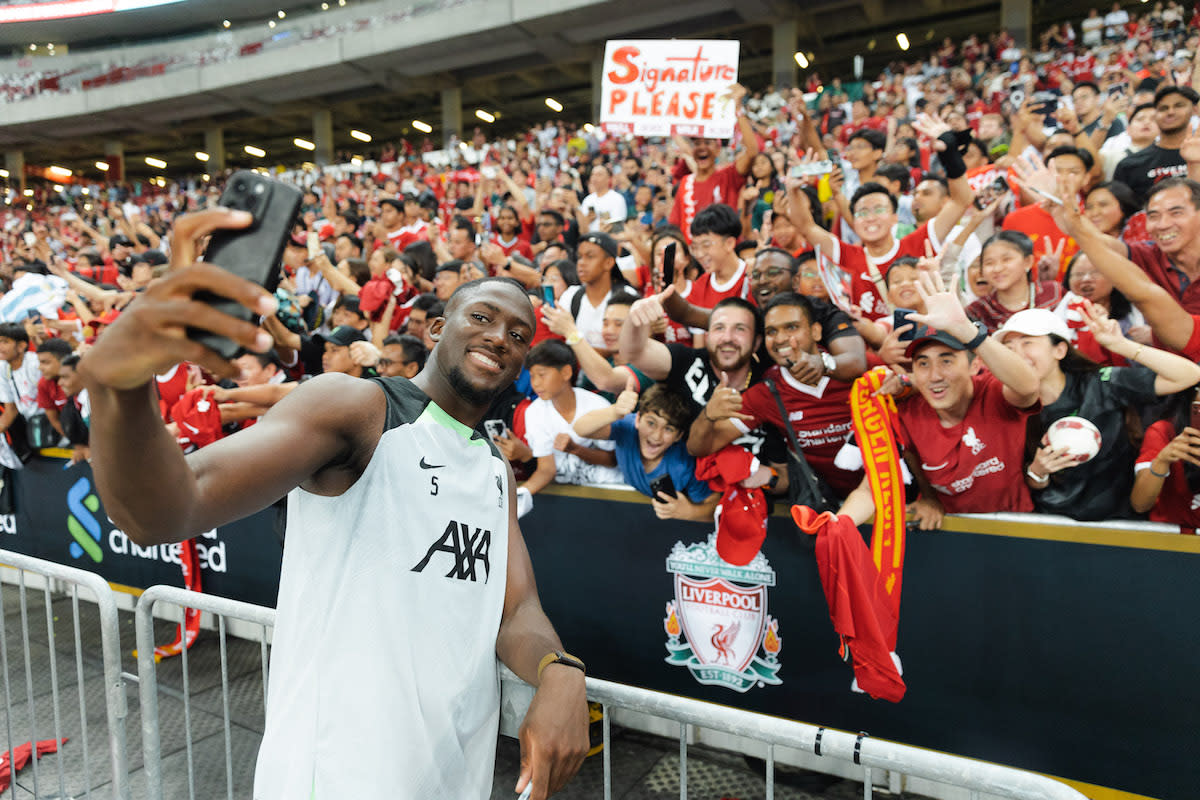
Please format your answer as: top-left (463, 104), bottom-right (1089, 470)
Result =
top-left (254, 378), bottom-right (510, 799)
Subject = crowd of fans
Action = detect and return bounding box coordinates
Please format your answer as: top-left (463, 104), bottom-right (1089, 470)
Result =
top-left (7, 2), bottom-right (1200, 536)
top-left (0, 0), bottom-right (473, 104)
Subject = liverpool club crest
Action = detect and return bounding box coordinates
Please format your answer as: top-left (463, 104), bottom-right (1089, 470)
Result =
top-left (663, 534), bottom-right (782, 692)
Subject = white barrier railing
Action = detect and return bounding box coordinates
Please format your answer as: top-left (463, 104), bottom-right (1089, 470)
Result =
top-left (0, 549), bottom-right (130, 800)
top-left (0, 572), bottom-right (1085, 800)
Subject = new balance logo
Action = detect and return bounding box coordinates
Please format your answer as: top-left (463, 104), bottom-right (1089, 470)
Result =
top-left (411, 520), bottom-right (491, 582)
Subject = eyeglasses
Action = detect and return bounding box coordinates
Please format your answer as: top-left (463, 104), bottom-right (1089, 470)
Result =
top-left (750, 267), bottom-right (790, 280)
top-left (854, 206), bottom-right (892, 219)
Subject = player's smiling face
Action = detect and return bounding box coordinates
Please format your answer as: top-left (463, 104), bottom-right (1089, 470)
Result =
top-left (432, 282), bottom-right (534, 404)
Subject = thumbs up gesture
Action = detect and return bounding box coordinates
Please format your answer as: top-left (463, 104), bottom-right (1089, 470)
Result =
top-left (704, 371), bottom-right (753, 423)
top-left (612, 371), bottom-right (640, 416)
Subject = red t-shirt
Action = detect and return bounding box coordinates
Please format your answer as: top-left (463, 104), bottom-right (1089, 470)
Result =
top-left (1127, 241), bottom-right (1200, 316)
top-left (1137, 420), bottom-right (1200, 527)
top-left (36, 377), bottom-right (67, 412)
top-left (733, 366), bottom-right (861, 496)
top-left (1001, 204), bottom-right (1078, 280)
top-left (896, 372), bottom-right (1039, 514)
top-left (493, 235), bottom-right (533, 260)
top-left (830, 220), bottom-right (942, 320)
top-left (155, 363), bottom-right (190, 423)
top-left (668, 163), bottom-right (746, 241)
top-left (687, 261), bottom-right (751, 309)
top-left (386, 219), bottom-right (428, 252)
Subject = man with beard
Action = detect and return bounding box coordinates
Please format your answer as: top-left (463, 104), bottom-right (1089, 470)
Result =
top-left (668, 84), bottom-right (759, 240)
top-left (657, 248), bottom-right (866, 382)
top-left (620, 295), bottom-right (789, 476)
top-left (78, 207), bottom-right (589, 799)
top-left (1114, 85), bottom-right (1199, 205)
top-left (686, 292), bottom-right (862, 499)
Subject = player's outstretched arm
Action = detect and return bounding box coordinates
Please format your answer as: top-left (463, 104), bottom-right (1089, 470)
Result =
top-left (496, 461), bottom-right (589, 800)
top-left (79, 208), bottom-right (382, 547)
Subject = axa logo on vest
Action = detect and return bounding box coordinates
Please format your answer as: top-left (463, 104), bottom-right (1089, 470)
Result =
top-left (66, 476), bottom-right (228, 572)
top-left (412, 520), bottom-right (491, 582)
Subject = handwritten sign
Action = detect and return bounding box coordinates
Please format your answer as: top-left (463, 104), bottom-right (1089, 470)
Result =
top-left (601, 40), bottom-right (740, 138)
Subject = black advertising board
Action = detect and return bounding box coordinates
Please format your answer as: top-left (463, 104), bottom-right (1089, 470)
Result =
top-left (3, 459), bottom-right (1197, 798)
top-left (2, 455), bottom-right (282, 608)
top-left (526, 486), bottom-right (1200, 800)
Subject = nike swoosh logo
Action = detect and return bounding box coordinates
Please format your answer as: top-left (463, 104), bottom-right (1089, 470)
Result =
top-left (419, 457), bottom-right (444, 470)
top-left (920, 461), bottom-right (948, 471)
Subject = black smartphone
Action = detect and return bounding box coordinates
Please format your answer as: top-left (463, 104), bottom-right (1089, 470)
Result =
top-left (650, 474), bottom-right (677, 501)
top-left (190, 170), bottom-right (302, 359)
top-left (662, 242), bottom-right (677, 287)
top-left (894, 308), bottom-right (917, 341)
top-left (1190, 400), bottom-right (1200, 432)
top-left (541, 284), bottom-right (555, 308)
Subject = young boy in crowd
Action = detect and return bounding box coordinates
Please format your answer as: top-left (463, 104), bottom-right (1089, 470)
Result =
top-left (519, 340), bottom-right (624, 495)
top-left (573, 383), bottom-right (718, 521)
top-left (36, 338), bottom-right (74, 441)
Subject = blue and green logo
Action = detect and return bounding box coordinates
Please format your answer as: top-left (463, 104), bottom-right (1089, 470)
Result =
top-left (67, 477), bottom-right (102, 562)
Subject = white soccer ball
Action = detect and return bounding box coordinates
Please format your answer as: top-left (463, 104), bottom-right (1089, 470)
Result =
top-left (1046, 416), bottom-right (1102, 464)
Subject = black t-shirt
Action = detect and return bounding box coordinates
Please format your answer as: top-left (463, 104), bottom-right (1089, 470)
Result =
top-left (1113, 145), bottom-right (1188, 206)
top-left (1082, 115), bottom-right (1126, 143)
top-left (1029, 366), bottom-right (1158, 520)
top-left (809, 298), bottom-right (858, 346)
top-left (664, 344), bottom-right (786, 463)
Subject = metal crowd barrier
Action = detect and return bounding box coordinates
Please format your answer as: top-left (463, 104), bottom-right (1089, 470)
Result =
top-left (499, 669), bottom-right (1090, 800)
top-left (134, 584), bottom-right (274, 800)
top-left (0, 549), bottom-right (130, 800)
top-left (86, 580), bottom-right (1088, 800)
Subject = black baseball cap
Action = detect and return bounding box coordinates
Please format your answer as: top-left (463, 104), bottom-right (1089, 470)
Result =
top-left (109, 234), bottom-right (134, 249)
top-left (904, 323), bottom-right (970, 359)
top-left (325, 325), bottom-right (366, 347)
top-left (578, 231), bottom-right (618, 258)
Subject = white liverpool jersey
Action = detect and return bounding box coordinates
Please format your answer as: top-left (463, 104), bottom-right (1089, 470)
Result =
top-left (254, 377), bottom-right (510, 799)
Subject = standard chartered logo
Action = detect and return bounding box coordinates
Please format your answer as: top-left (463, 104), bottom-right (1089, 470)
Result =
top-left (67, 477), bottom-right (102, 562)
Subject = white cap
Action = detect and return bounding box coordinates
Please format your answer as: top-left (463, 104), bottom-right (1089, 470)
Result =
top-left (995, 308), bottom-right (1071, 342)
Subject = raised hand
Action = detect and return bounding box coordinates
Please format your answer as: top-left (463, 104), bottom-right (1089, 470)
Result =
top-left (540, 303), bottom-right (578, 340)
top-left (1078, 297), bottom-right (1124, 351)
top-left (912, 112), bottom-right (951, 150)
top-left (612, 372), bottom-right (640, 416)
top-left (1011, 151), bottom-right (1060, 204)
top-left (704, 371), bottom-right (753, 423)
top-left (628, 285), bottom-right (674, 328)
top-left (80, 209), bottom-right (277, 388)
top-left (907, 270), bottom-right (975, 341)
top-left (1036, 237), bottom-right (1067, 282)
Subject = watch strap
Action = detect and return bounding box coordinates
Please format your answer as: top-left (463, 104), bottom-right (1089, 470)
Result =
top-left (537, 650), bottom-right (586, 682)
top-left (963, 322), bottom-right (988, 351)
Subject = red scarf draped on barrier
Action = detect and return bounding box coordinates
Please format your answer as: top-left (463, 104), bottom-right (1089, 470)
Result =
top-left (791, 368), bottom-right (908, 702)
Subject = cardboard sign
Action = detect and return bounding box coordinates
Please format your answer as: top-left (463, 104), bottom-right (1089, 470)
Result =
top-left (601, 40), bottom-right (740, 138)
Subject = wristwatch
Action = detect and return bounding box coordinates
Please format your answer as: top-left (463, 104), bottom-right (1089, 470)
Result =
top-left (962, 322), bottom-right (989, 351)
top-left (820, 352), bottom-right (837, 373)
top-left (537, 650), bottom-right (586, 681)
top-left (565, 331), bottom-right (583, 346)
